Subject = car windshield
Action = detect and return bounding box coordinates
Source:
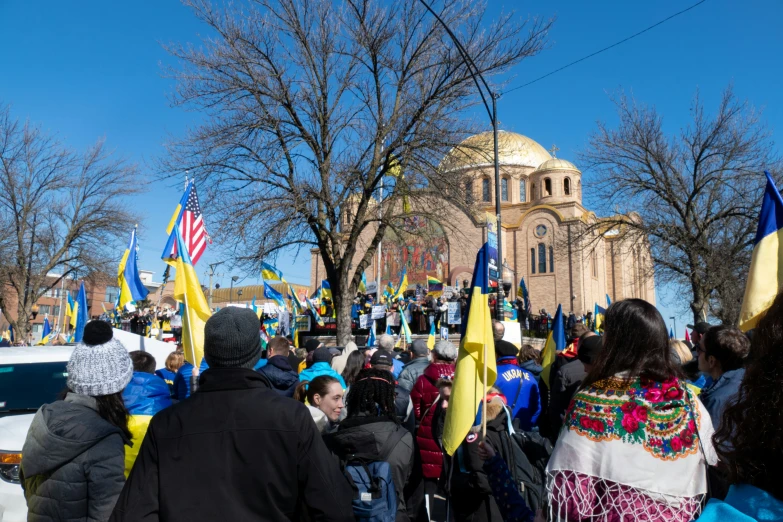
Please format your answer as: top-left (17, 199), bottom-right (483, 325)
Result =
top-left (0, 362), bottom-right (68, 414)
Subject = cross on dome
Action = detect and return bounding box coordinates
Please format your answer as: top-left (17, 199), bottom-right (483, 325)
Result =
top-left (548, 144), bottom-right (560, 158)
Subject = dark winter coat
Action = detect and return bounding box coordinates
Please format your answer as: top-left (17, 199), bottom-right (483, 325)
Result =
top-left (326, 416), bottom-right (415, 522)
top-left (699, 368), bottom-right (746, 431)
top-left (548, 356), bottom-right (586, 436)
top-left (410, 362), bottom-right (454, 479)
top-left (450, 397), bottom-right (508, 522)
top-left (396, 356), bottom-right (430, 392)
top-left (520, 360), bottom-right (543, 384)
top-left (21, 393), bottom-right (128, 522)
top-left (258, 355), bottom-right (299, 397)
top-left (109, 367), bottom-right (353, 522)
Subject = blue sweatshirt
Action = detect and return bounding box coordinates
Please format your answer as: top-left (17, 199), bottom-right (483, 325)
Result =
top-left (494, 357), bottom-right (541, 431)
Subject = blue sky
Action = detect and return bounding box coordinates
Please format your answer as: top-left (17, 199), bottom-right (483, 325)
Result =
top-left (1, 0), bottom-right (781, 332)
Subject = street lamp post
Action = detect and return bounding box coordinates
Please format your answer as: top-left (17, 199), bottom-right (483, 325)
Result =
top-left (229, 275), bottom-right (239, 304)
top-left (417, 0), bottom-right (504, 319)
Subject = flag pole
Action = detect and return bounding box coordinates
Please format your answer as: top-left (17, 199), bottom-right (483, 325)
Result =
top-left (482, 341), bottom-right (488, 439)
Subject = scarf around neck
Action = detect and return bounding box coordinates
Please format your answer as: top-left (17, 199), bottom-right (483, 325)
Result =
top-left (546, 375), bottom-right (718, 522)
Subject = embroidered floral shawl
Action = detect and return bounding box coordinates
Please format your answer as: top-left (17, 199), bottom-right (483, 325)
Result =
top-left (546, 375), bottom-right (718, 522)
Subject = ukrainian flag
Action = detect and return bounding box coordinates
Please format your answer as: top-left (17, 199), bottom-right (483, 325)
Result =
top-left (67, 292), bottom-right (77, 329)
top-left (118, 228), bottom-right (149, 310)
top-left (37, 317), bottom-right (52, 345)
top-left (594, 303), bottom-right (607, 333)
top-left (400, 307), bottom-right (412, 344)
top-left (368, 320), bottom-right (377, 347)
top-left (392, 270), bottom-right (408, 301)
top-left (170, 226), bottom-right (212, 367)
top-left (606, 293), bottom-right (612, 307)
top-left (442, 243), bottom-right (497, 456)
top-left (261, 262), bottom-right (285, 282)
top-left (427, 320), bottom-right (436, 350)
top-left (321, 280), bottom-right (332, 300)
top-left (307, 297), bottom-right (325, 327)
top-left (359, 272), bottom-right (367, 293)
top-left (162, 181), bottom-right (192, 268)
top-left (517, 277), bottom-right (532, 315)
top-left (540, 304), bottom-right (566, 388)
top-left (740, 171), bottom-right (783, 331)
top-left (264, 281), bottom-right (287, 308)
top-left (73, 282), bottom-right (89, 343)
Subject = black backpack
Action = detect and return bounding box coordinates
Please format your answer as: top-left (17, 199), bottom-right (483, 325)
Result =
top-left (497, 411), bottom-right (554, 512)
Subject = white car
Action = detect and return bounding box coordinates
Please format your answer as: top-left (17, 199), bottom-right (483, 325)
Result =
top-left (0, 335), bottom-right (172, 522)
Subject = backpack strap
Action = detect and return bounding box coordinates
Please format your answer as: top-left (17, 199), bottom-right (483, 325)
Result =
top-left (378, 425), bottom-right (407, 461)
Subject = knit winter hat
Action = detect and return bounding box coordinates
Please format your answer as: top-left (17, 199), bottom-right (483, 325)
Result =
top-left (204, 307), bottom-right (262, 368)
top-left (67, 321), bottom-right (133, 397)
top-left (312, 347), bottom-right (333, 364)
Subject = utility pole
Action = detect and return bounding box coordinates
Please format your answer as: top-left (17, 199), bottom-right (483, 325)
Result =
top-left (207, 261), bottom-right (224, 309)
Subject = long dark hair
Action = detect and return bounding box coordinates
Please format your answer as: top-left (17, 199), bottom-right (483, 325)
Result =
top-left (96, 392), bottom-right (132, 441)
top-left (714, 291), bottom-right (783, 500)
top-left (293, 375), bottom-right (340, 404)
top-left (341, 351), bottom-right (366, 387)
top-left (583, 299), bottom-right (682, 387)
top-left (345, 368), bottom-right (397, 423)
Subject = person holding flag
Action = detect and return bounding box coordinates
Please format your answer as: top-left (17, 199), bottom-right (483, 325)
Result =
top-left (36, 316), bottom-right (52, 345)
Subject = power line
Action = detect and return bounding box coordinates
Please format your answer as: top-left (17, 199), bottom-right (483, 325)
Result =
top-left (502, 0), bottom-right (709, 95)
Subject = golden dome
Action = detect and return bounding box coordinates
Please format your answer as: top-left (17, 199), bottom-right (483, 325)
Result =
top-left (534, 157), bottom-right (581, 173)
top-left (441, 131), bottom-right (552, 172)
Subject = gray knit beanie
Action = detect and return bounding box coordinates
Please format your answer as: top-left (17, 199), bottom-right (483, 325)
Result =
top-left (67, 321), bottom-right (133, 397)
top-left (204, 307), bottom-right (262, 368)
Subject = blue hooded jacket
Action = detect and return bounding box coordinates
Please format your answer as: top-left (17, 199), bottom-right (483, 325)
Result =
top-left (298, 362), bottom-right (346, 389)
top-left (123, 372), bottom-right (173, 415)
top-left (697, 484), bottom-right (783, 521)
top-left (258, 355), bottom-right (299, 397)
top-left (494, 357), bottom-right (541, 431)
top-left (173, 358), bottom-right (266, 400)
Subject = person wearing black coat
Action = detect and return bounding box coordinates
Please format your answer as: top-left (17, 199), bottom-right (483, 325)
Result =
top-left (110, 308), bottom-right (353, 522)
top-left (259, 337), bottom-right (300, 397)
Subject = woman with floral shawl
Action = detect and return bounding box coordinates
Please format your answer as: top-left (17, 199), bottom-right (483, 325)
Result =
top-left (547, 299), bottom-right (717, 522)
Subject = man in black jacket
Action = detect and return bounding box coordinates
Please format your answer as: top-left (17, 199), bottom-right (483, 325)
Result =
top-left (259, 336), bottom-right (300, 397)
top-left (110, 307), bottom-right (353, 522)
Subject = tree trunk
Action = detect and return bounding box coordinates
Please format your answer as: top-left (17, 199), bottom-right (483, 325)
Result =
top-left (334, 287), bottom-right (354, 346)
top-left (690, 286), bottom-right (708, 325)
top-left (14, 311), bottom-right (30, 344)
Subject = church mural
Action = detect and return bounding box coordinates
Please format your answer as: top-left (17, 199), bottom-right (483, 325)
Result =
top-left (381, 217), bottom-right (449, 288)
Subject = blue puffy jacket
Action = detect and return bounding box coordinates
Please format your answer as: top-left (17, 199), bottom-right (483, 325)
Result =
top-left (699, 368), bottom-right (745, 430)
top-left (392, 358), bottom-right (404, 379)
top-left (258, 356), bottom-right (299, 397)
top-left (298, 362), bottom-right (346, 389)
top-left (494, 357), bottom-right (541, 431)
top-left (122, 372), bottom-right (173, 476)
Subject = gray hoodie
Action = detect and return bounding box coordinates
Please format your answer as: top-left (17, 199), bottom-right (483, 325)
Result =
top-left (21, 393), bottom-right (127, 522)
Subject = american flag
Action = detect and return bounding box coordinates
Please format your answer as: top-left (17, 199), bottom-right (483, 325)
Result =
top-left (172, 182), bottom-right (209, 265)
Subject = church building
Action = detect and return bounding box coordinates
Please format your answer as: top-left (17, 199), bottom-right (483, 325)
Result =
top-left (310, 130), bottom-right (655, 315)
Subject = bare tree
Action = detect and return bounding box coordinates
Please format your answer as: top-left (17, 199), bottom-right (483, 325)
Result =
top-left (578, 87), bottom-right (779, 325)
top-left (0, 105), bottom-right (141, 340)
top-left (163, 0), bottom-right (551, 343)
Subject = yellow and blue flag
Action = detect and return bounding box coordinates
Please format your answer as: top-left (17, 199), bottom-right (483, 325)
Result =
top-left (118, 228), bottom-right (149, 310)
top-left (606, 293), bottom-right (612, 307)
top-left (162, 180), bottom-right (192, 268)
top-left (443, 243), bottom-right (497, 455)
top-left (264, 281), bottom-right (287, 308)
top-left (400, 308), bottom-right (412, 344)
top-left (67, 292), bottom-right (77, 329)
top-left (392, 270), bottom-right (408, 301)
top-left (73, 282), bottom-right (89, 343)
top-left (169, 226), bottom-right (212, 367)
top-left (740, 171), bottom-right (783, 331)
top-left (359, 272), bottom-right (367, 293)
top-left (517, 277), bottom-right (532, 316)
top-left (261, 262), bottom-right (285, 282)
top-left (427, 320), bottom-right (436, 350)
top-left (37, 317), bottom-right (52, 345)
top-left (540, 304), bottom-right (566, 388)
top-left (321, 280), bottom-right (332, 300)
top-left (368, 320), bottom-right (377, 347)
top-left (593, 303), bottom-right (607, 333)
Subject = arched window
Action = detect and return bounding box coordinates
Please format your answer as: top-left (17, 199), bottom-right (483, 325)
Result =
top-left (538, 243), bottom-right (546, 274)
top-left (549, 246), bottom-right (554, 273)
top-left (564, 178), bottom-right (571, 196)
top-left (531, 248), bottom-right (536, 274)
top-left (544, 178), bottom-right (552, 197)
top-left (482, 178), bottom-right (490, 202)
top-left (465, 181), bottom-right (473, 204)
top-left (501, 178), bottom-right (509, 202)
top-left (519, 179), bottom-right (526, 202)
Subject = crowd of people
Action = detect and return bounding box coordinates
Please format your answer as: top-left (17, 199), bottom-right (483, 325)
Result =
top-left (16, 289), bottom-right (783, 521)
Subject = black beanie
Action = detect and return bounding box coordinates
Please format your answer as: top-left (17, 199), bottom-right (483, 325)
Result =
top-left (495, 340), bottom-right (519, 358)
top-left (204, 307), bottom-right (262, 368)
top-left (312, 347), bottom-right (333, 364)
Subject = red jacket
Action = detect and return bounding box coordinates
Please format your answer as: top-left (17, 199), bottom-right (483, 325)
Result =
top-left (411, 362), bottom-right (455, 479)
